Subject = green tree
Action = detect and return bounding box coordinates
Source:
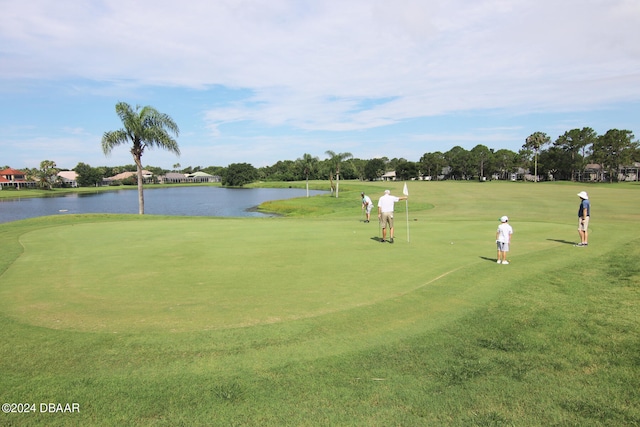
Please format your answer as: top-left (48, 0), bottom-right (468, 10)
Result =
top-left (102, 102), bottom-right (180, 214)
top-left (32, 160), bottom-right (60, 190)
top-left (268, 160), bottom-right (297, 181)
top-left (386, 158), bottom-right (407, 173)
top-left (223, 163), bottom-right (258, 186)
top-left (364, 158), bottom-right (386, 181)
top-left (524, 132), bottom-right (551, 182)
top-left (444, 146), bottom-right (472, 180)
top-left (202, 166), bottom-right (225, 178)
top-left (297, 153), bottom-right (319, 197)
top-left (348, 158), bottom-right (367, 181)
top-left (470, 144), bottom-right (493, 180)
top-left (144, 165), bottom-right (166, 181)
top-left (419, 152), bottom-right (446, 180)
top-left (554, 127), bottom-right (596, 181)
top-left (74, 162), bottom-right (104, 187)
top-left (324, 150), bottom-right (353, 198)
top-left (538, 146), bottom-right (565, 180)
top-left (492, 149), bottom-right (518, 180)
top-left (395, 160), bottom-right (419, 180)
top-left (591, 129), bottom-right (637, 182)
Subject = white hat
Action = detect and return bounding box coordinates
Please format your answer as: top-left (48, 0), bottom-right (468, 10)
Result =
top-left (500, 216), bottom-right (508, 222)
top-left (577, 191), bottom-right (589, 200)
top-left (384, 189), bottom-right (390, 194)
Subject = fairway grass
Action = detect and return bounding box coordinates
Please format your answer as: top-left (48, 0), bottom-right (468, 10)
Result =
top-left (0, 180), bottom-right (638, 426)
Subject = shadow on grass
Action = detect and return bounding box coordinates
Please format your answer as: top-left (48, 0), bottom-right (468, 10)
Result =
top-left (547, 238), bottom-right (577, 245)
top-left (479, 256), bottom-right (499, 263)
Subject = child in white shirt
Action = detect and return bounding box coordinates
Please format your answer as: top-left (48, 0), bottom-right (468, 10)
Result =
top-left (496, 216), bottom-right (513, 264)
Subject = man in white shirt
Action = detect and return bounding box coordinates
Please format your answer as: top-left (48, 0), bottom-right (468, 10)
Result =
top-left (377, 189), bottom-right (407, 243)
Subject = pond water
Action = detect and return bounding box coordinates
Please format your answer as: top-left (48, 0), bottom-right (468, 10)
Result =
top-left (0, 186), bottom-right (326, 224)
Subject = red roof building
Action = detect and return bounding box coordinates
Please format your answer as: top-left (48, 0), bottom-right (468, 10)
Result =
top-left (0, 168), bottom-right (36, 188)
top-left (0, 168), bottom-right (26, 179)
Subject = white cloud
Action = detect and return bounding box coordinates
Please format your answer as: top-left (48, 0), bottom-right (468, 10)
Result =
top-left (1, 0), bottom-right (639, 168)
top-left (4, 0), bottom-right (638, 90)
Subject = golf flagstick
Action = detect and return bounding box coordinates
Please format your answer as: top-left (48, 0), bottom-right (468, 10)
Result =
top-left (403, 183), bottom-right (410, 242)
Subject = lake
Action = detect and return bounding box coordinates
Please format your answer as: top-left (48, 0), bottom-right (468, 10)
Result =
top-left (0, 186), bottom-right (326, 224)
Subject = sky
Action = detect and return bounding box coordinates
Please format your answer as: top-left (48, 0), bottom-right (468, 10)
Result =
top-left (1, 0), bottom-right (639, 171)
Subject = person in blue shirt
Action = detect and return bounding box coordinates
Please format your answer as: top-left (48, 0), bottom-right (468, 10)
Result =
top-left (576, 191), bottom-right (590, 247)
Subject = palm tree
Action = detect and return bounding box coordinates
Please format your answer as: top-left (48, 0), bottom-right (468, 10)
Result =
top-left (33, 160), bottom-right (59, 190)
top-left (524, 132), bottom-right (550, 182)
top-left (297, 153), bottom-right (319, 197)
top-left (102, 102), bottom-right (180, 214)
top-left (325, 150), bottom-right (353, 198)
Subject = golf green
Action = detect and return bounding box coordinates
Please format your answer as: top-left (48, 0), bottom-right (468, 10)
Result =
top-left (1, 213), bottom-right (571, 334)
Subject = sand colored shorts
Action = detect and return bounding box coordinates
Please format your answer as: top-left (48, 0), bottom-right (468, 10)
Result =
top-left (380, 212), bottom-right (394, 228)
top-left (578, 216), bottom-right (590, 231)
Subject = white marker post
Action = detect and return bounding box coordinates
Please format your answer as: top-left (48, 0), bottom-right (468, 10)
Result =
top-left (403, 182), bottom-right (409, 242)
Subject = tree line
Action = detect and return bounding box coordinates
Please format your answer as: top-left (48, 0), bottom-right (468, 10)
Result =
top-left (420, 128), bottom-right (639, 182)
top-left (177, 127), bottom-right (636, 184)
top-left (21, 126), bottom-right (639, 193)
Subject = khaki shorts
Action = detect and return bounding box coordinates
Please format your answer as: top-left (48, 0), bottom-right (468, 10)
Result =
top-left (578, 217), bottom-right (590, 231)
top-left (380, 212), bottom-right (394, 228)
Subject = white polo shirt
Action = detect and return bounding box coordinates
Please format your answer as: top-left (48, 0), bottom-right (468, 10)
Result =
top-left (378, 194), bottom-right (399, 213)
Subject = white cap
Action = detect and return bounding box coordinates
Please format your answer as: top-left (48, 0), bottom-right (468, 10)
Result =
top-left (577, 191), bottom-right (588, 200)
top-left (500, 216), bottom-right (508, 222)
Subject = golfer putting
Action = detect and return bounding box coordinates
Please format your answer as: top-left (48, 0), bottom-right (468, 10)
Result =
top-left (377, 189), bottom-right (408, 243)
top-left (361, 192), bottom-right (373, 223)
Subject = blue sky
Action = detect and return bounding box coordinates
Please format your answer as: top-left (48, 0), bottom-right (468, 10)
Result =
top-left (1, 0), bottom-right (639, 170)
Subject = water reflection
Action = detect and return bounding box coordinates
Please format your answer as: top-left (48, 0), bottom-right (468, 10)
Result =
top-left (0, 186), bottom-right (325, 223)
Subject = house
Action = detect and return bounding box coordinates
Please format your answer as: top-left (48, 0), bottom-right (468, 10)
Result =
top-left (105, 170), bottom-right (154, 184)
top-left (582, 163), bottom-right (640, 182)
top-left (0, 167), bottom-right (36, 188)
top-left (158, 172), bottom-right (221, 184)
top-left (158, 172), bottom-right (189, 184)
top-left (619, 162), bottom-right (640, 181)
top-left (584, 164), bottom-right (604, 181)
top-left (186, 171), bottom-right (219, 183)
top-left (381, 171), bottom-right (396, 181)
top-left (57, 171), bottom-right (78, 187)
